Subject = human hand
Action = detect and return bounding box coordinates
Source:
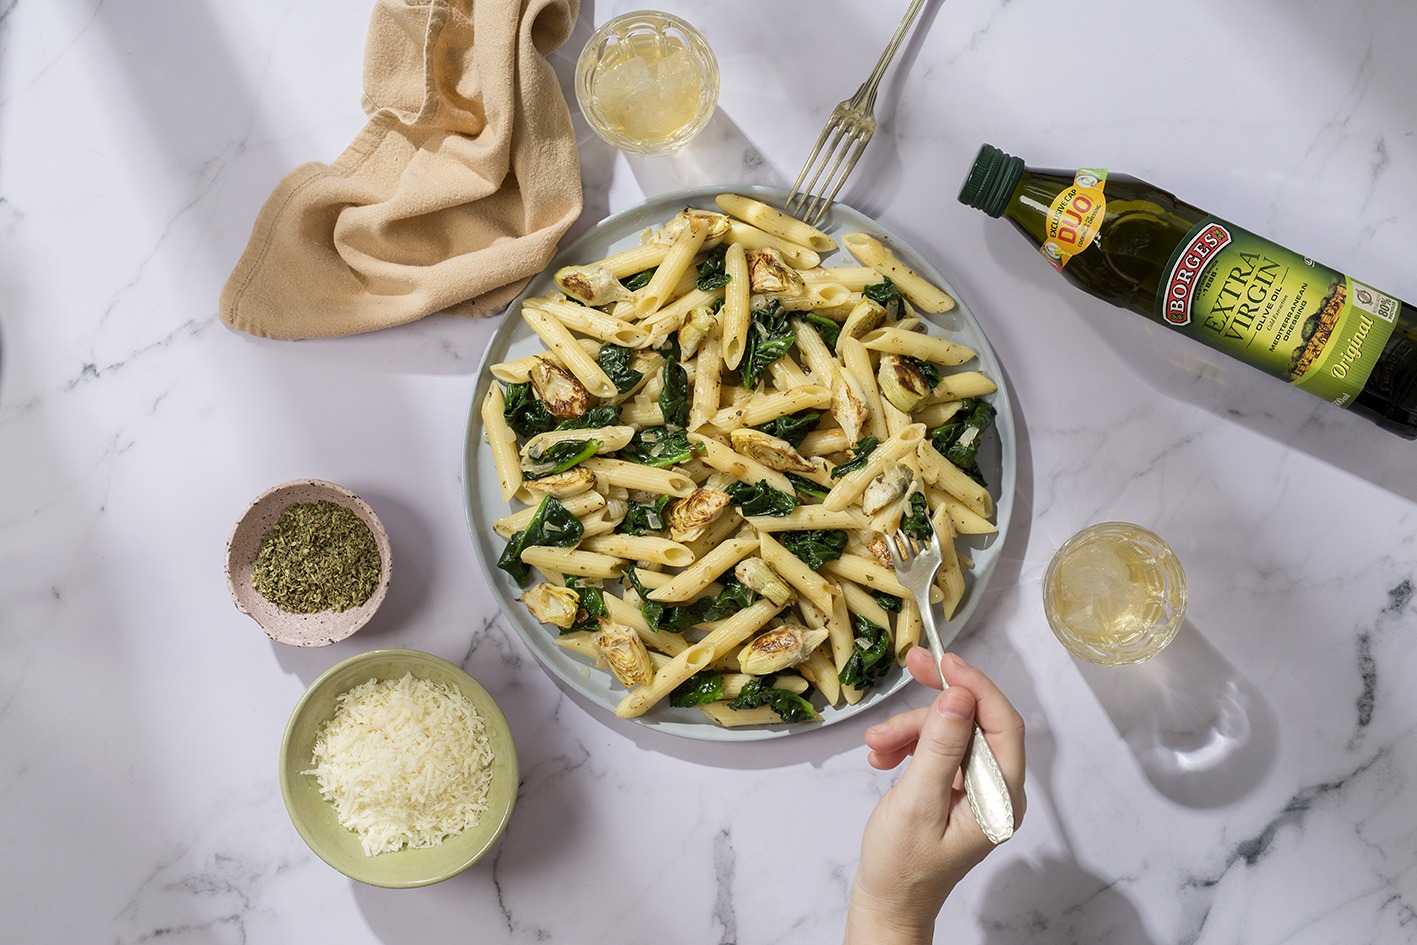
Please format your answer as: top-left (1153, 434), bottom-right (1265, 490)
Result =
top-left (843, 649), bottom-right (1027, 945)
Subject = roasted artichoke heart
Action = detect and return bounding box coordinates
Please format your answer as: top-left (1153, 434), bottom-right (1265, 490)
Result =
top-left (734, 556), bottom-right (794, 606)
top-left (529, 357), bottom-right (589, 419)
top-left (729, 428), bottom-right (815, 473)
top-left (861, 463), bottom-right (913, 516)
top-left (554, 265), bottom-right (631, 307)
top-left (520, 583), bottom-right (581, 629)
top-left (832, 369), bottom-right (870, 443)
top-left (679, 305), bottom-right (717, 361)
top-left (738, 624), bottom-right (830, 675)
top-left (668, 487), bottom-right (731, 542)
top-left (594, 618), bottom-right (654, 688)
top-left (521, 466), bottom-right (597, 498)
top-left (654, 208), bottom-right (731, 245)
top-left (865, 532), bottom-right (894, 569)
top-left (747, 247), bottom-right (805, 295)
top-left (878, 355), bottom-right (934, 413)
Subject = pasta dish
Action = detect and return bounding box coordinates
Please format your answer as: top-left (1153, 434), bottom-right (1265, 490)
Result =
top-left (478, 193), bottom-right (1000, 727)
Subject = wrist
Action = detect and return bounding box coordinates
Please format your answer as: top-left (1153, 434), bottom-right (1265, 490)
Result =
top-left (843, 882), bottom-right (941, 945)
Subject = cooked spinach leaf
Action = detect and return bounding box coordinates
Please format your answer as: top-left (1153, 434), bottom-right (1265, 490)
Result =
top-left (874, 592), bottom-right (903, 613)
top-left (696, 245), bottom-right (731, 291)
top-left (660, 578), bottom-right (758, 632)
top-left (739, 301), bottom-right (796, 390)
top-left (728, 678), bottom-right (817, 723)
top-left (565, 576), bottom-right (609, 634)
top-left (830, 435), bottom-right (880, 479)
top-left (502, 381), bottom-right (556, 438)
top-left (756, 410), bottom-right (820, 448)
top-left (839, 614), bottom-right (893, 690)
top-left (624, 567), bottom-right (664, 629)
top-left (556, 404), bottom-right (621, 431)
top-left (670, 671), bottom-right (725, 707)
top-left (779, 529), bottom-right (849, 571)
top-left (523, 437), bottom-right (600, 480)
top-left (621, 495), bottom-right (671, 535)
top-left (901, 492), bottom-right (932, 540)
top-left (497, 497), bottom-right (584, 585)
top-left (786, 473), bottom-right (830, 501)
top-left (659, 347), bottom-right (690, 428)
top-left (726, 480), bottom-right (799, 517)
top-left (797, 312), bottom-right (842, 350)
top-left (863, 277), bottom-right (901, 314)
top-left (622, 267), bottom-right (657, 291)
top-left (621, 427), bottom-right (698, 468)
top-left (929, 398), bottom-right (997, 487)
top-left (908, 356), bottom-right (943, 390)
top-left (598, 344), bottom-right (643, 394)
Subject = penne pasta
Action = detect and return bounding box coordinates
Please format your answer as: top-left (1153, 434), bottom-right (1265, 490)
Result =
top-left (646, 537), bottom-right (759, 603)
top-left (842, 232), bottom-right (957, 313)
top-left (581, 457), bottom-right (696, 497)
top-left (715, 193), bottom-right (837, 254)
top-left (724, 220), bottom-right (820, 268)
top-left (520, 546), bottom-right (626, 580)
top-left (721, 242), bottom-right (751, 370)
top-left (860, 326), bottom-right (975, 367)
top-left (482, 385), bottom-right (523, 503)
top-left (582, 534), bottom-right (695, 568)
top-left (522, 305), bottom-right (618, 398)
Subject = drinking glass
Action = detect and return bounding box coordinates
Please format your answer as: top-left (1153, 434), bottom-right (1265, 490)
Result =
top-left (574, 11), bottom-right (719, 155)
top-left (1043, 522), bottom-right (1187, 666)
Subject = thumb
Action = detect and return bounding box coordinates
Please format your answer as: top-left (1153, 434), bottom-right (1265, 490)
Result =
top-left (896, 687), bottom-right (977, 812)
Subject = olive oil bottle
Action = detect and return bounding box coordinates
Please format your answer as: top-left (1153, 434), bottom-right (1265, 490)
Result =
top-left (959, 144), bottom-right (1417, 439)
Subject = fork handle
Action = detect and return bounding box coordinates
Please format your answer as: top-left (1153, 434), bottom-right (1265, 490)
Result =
top-left (857, 0), bottom-right (929, 108)
top-left (919, 602), bottom-right (1016, 845)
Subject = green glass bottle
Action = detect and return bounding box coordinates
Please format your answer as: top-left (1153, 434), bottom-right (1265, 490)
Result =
top-left (959, 144), bottom-right (1417, 439)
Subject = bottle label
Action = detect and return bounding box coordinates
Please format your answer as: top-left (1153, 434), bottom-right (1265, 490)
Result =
top-left (1157, 217), bottom-right (1400, 406)
top-left (1041, 169), bottom-right (1109, 270)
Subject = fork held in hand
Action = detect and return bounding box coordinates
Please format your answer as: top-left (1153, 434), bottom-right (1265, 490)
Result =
top-left (888, 529), bottom-right (1016, 845)
top-left (785, 0), bottom-right (928, 227)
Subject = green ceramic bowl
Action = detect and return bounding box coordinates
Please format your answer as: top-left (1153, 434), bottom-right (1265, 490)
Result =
top-left (279, 648), bottom-right (518, 887)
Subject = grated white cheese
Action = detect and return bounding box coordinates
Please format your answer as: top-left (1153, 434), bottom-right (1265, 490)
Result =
top-left (305, 672), bottom-right (495, 857)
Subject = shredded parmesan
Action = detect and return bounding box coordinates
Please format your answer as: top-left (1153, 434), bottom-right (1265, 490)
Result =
top-left (305, 673), bottom-right (495, 856)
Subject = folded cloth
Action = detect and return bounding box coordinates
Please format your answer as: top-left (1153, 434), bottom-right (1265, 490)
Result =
top-left (221, 0), bottom-right (583, 339)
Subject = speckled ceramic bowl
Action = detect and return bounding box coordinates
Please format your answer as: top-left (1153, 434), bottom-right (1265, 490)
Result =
top-left (279, 649), bottom-right (518, 888)
top-left (226, 479), bottom-right (392, 646)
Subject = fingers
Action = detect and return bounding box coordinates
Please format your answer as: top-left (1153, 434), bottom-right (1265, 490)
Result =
top-left (892, 685), bottom-right (978, 813)
top-left (864, 705), bottom-right (930, 769)
top-left (905, 644), bottom-right (946, 689)
top-left (939, 652), bottom-right (1027, 823)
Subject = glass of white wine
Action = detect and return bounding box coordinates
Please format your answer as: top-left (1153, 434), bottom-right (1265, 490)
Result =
top-left (1043, 522), bottom-right (1188, 666)
top-left (574, 11), bottom-right (719, 155)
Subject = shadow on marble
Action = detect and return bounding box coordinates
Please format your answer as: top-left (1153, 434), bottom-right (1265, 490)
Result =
top-left (1076, 621), bottom-right (1280, 809)
top-left (974, 853), bottom-right (1158, 945)
top-left (621, 108), bottom-right (787, 197)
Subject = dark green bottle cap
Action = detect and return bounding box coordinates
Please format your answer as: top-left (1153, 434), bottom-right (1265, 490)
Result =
top-left (959, 144), bottom-right (1025, 218)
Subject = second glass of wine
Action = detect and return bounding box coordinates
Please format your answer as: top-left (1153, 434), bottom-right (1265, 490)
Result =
top-left (574, 11), bottom-right (720, 155)
top-left (1043, 522), bottom-right (1188, 666)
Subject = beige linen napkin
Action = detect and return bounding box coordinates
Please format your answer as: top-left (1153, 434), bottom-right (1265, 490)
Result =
top-left (221, 0), bottom-right (583, 339)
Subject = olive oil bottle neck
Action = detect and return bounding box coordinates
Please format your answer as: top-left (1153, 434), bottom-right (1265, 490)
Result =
top-left (958, 144), bottom-right (1027, 218)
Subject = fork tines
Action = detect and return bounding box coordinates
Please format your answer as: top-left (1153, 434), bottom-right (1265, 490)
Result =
top-left (784, 96), bottom-right (876, 228)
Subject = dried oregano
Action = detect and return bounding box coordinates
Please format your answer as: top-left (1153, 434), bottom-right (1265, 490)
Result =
top-left (252, 500), bottom-right (381, 613)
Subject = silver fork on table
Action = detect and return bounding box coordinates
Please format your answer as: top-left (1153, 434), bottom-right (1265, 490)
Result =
top-left (888, 528), bottom-right (1016, 845)
top-left (784, 0), bottom-right (928, 226)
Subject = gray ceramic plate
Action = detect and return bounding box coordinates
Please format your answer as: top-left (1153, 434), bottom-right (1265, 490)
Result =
top-left (462, 185), bottom-right (1016, 741)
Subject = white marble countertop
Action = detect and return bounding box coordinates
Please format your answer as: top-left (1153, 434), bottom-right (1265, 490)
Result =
top-left (4, 1), bottom-right (1416, 942)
